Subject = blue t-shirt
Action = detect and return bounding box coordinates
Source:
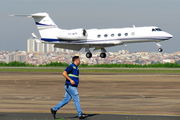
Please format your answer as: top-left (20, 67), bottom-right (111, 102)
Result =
top-left (65, 63), bottom-right (79, 87)
top-left (65, 65), bottom-right (73, 73)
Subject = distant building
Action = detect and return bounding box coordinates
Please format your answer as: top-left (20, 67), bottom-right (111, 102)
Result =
top-left (56, 48), bottom-right (64, 52)
top-left (175, 51), bottom-right (180, 55)
top-left (5, 52), bottom-right (27, 63)
top-left (136, 52), bottom-right (149, 55)
top-left (6, 52), bottom-right (16, 63)
top-left (119, 50), bottom-right (130, 54)
top-left (66, 49), bottom-right (73, 53)
top-left (37, 43), bottom-right (45, 52)
top-left (47, 44), bottom-right (54, 52)
top-left (0, 58), bottom-right (6, 63)
top-left (27, 38), bottom-right (35, 52)
top-left (70, 50), bottom-right (74, 53)
top-left (162, 59), bottom-right (175, 63)
top-left (16, 54), bottom-right (27, 62)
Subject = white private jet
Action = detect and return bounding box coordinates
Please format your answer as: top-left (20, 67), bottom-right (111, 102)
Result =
top-left (11, 12), bottom-right (173, 58)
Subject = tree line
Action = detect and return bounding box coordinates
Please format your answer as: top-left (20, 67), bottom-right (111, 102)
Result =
top-left (0, 61), bottom-right (180, 68)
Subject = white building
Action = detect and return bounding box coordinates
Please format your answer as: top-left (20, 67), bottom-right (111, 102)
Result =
top-left (6, 53), bottom-right (15, 63)
top-left (56, 48), bottom-right (64, 52)
top-left (6, 52), bottom-right (27, 63)
top-left (47, 44), bottom-right (54, 52)
top-left (16, 54), bottom-right (27, 62)
top-left (66, 49), bottom-right (73, 53)
top-left (37, 43), bottom-right (45, 52)
top-left (27, 38), bottom-right (35, 52)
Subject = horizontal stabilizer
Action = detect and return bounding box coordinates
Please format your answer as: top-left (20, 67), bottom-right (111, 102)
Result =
top-left (31, 33), bottom-right (42, 43)
top-left (10, 13), bottom-right (48, 18)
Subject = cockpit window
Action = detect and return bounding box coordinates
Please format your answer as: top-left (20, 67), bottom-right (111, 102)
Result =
top-left (152, 28), bottom-right (163, 32)
top-left (152, 29), bottom-right (156, 32)
top-left (155, 28), bottom-right (163, 31)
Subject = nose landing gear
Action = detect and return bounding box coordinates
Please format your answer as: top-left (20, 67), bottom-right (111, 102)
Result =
top-left (158, 48), bottom-right (163, 52)
top-left (156, 42), bottom-right (163, 52)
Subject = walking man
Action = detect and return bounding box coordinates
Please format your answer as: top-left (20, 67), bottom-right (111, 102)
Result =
top-left (51, 56), bottom-right (87, 119)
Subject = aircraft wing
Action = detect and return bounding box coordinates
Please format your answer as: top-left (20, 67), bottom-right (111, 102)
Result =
top-left (54, 44), bottom-right (83, 51)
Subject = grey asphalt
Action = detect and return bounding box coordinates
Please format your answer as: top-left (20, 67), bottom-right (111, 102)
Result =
top-left (0, 71), bottom-right (180, 76)
top-left (0, 113), bottom-right (180, 120)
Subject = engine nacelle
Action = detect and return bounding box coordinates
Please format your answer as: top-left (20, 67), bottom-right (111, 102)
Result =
top-left (57, 28), bottom-right (87, 40)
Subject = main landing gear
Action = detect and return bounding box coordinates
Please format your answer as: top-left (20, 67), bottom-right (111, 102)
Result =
top-left (100, 53), bottom-right (106, 58)
top-left (156, 42), bottom-right (163, 52)
top-left (85, 47), bottom-right (107, 58)
top-left (86, 52), bottom-right (107, 58)
top-left (86, 52), bottom-right (92, 58)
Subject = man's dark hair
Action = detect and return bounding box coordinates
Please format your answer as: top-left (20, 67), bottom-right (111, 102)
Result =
top-left (72, 56), bottom-right (79, 62)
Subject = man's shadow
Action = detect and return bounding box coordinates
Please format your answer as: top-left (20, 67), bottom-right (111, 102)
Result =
top-left (55, 114), bottom-right (99, 119)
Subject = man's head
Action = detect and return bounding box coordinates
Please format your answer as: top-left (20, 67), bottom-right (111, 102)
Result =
top-left (72, 56), bottom-right (80, 66)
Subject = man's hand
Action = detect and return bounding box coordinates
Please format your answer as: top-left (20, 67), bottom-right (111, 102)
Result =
top-left (63, 71), bottom-right (75, 85)
top-left (70, 80), bottom-right (75, 85)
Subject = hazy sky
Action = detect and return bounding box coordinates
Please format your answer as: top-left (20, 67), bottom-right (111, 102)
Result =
top-left (0, 0), bottom-right (179, 53)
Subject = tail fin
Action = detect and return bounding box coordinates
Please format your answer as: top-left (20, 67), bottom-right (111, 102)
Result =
top-left (11, 12), bottom-right (60, 39)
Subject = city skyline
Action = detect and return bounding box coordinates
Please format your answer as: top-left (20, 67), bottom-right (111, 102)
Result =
top-left (0, 50), bottom-right (180, 65)
top-left (27, 38), bottom-right (74, 53)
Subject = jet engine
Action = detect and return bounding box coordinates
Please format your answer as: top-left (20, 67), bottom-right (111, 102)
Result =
top-left (57, 29), bottom-right (87, 40)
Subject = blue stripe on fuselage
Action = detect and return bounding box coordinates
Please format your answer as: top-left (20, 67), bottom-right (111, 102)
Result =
top-left (36, 22), bottom-right (56, 26)
top-left (41, 37), bottom-right (171, 43)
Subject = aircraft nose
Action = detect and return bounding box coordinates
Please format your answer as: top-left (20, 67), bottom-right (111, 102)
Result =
top-left (169, 34), bottom-right (173, 38)
top-left (165, 32), bottom-right (173, 39)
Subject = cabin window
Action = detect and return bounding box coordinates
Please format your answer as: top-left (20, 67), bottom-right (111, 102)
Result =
top-left (118, 33), bottom-right (121, 37)
top-left (131, 32), bottom-right (135, 36)
top-left (111, 34), bottom-right (114, 37)
top-left (97, 34), bottom-right (101, 38)
top-left (104, 34), bottom-right (108, 37)
top-left (125, 33), bottom-right (128, 36)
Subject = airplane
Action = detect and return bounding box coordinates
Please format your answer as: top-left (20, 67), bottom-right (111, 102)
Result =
top-left (11, 12), bottom-right (173, 58)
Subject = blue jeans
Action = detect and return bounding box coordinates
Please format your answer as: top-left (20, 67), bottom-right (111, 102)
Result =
top-left (52, 85), bottom-right (82, 117)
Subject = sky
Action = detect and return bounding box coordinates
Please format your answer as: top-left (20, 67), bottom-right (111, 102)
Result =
top-left (0, 0), bottom-right (180, 53)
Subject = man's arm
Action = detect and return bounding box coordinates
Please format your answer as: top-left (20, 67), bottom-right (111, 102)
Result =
top-left (62, 71), bottom-right (75, 85)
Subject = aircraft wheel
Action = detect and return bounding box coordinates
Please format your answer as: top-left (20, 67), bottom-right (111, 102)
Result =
top-left (86, 52), bottom-right (92, 58)
top-left (100, 53), bottom-right (106, 58)
top-left (158, 48), bottom-right (163, 52)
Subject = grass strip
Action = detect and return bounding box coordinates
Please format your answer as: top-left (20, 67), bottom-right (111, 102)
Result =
top-left (0, 68), bottom-right (180, 73)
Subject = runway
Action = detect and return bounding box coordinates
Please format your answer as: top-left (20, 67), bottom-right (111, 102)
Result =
top-left (0, 72), bottom-right (180, 119)
top-left (0, 113), bottom-right (180, 120)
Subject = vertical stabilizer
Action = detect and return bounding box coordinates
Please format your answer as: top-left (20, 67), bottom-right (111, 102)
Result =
top-left (11, 12), bottom-right (60, 39)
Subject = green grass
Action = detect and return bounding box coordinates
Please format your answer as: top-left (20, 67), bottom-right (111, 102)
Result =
top-left (0, 68), bottom-right (180, 73)
top-left (1, 61), bottom-right (180, 68)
